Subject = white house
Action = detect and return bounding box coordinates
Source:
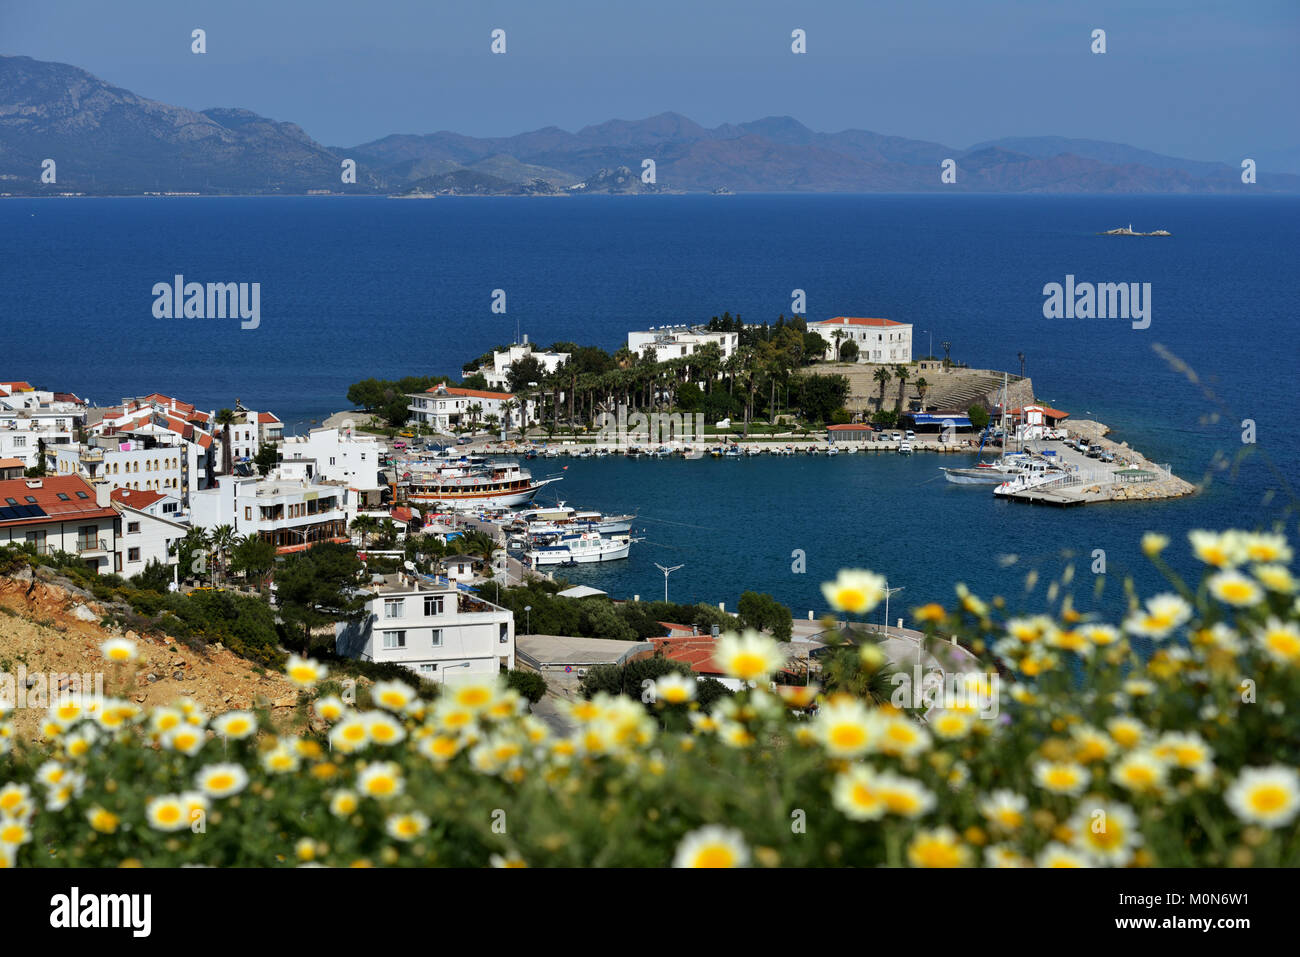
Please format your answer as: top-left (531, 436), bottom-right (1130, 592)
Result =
top-left (189, 472), bottom-right (349, 554)
top-left (475, 340), bottom-right (570, 392)
top-left (627, 326), bottom-right (739, 363)
top-left (335, 573), bottom-right (515, 682)
top-left (807, 317), bottom-right (913, 363)
top-left (113, 500), bottom-right (186, 579)
top-left (281, 427), bottom-right (385, 512)
top-left (50, 438), bottom-right (187, 502)
top-left (0, 411), bottom-right (77, 469)
top-left (110, 487), bottom-right (183, 520)
top-left (406, 384), bottom-right (532, 433)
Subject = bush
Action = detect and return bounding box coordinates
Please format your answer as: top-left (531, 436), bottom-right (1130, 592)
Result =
top-left (2, 528), bottom-right (1297, 868)
top-left (503, 669), bottom-right (548, 704)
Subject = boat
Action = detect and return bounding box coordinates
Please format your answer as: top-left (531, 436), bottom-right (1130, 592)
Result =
top-left (897, 442), bottom-right (913, 455)
top-left (744, 445), bottom-right (764, 456)
top-left (683, 448), bottom-right (705, 460)
top-left (993, 461), bottom-right (1067, 497)
top-left (525, 531), bottom-right (632, 565)
top-left (401, 460), bottom-right (559, 507)
top-left (826, 446), bottom-right (840, 457)
top-left (941, 374), bottom-right (1033, 484)
top-left (723, 446), bottom-right (741, 459)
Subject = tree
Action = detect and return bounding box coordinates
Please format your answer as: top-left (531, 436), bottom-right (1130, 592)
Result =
top-left (209, 524), bottom-right (237, 584)
top-left (893, 364), bottom-right (911, 413)
top-left (821, 645), bottom-right (896, 706)
top-left (968, 404), bottom-right (991, 431)
top-left (839, 340), bottom-right (859, 362)
top-left (873, 366), bottom-right (892, 412)
top-left (737, 590), bottom-right (792, 640)
top-left (254, 441), bottom-right (279, 477)
top-left (214, 408), bottom-right (237, 475)
top-left (24, 438), bottom-right (49, 478)
top-left (831, 329), bottom-right (846, 361)
top-left (274, 542), bottom-right (367, 655)
top-left (131, 558), bottom-right (173, 593)
top-left (506, 355), bottom-right (544, 394)
top-left (171, 528), bottom-right (213, 584)
top-left (230, 535), bottom-right (276, 589)
top-left (914, 377), bottom-right (929, 412)
top-left (504, 669), bottom-right (548, 704)
top-left (797, 374), bottom-right (850, 424)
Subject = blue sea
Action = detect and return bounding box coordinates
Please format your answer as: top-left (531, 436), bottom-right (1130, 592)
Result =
top-left (2, 194), bottom-right (1297, 617)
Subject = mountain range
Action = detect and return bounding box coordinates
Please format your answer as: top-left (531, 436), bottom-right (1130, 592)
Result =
top-left (2, 54), bottom-right (1295, 196)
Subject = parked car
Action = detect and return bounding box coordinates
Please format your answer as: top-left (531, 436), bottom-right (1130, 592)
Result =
top-left (393, 440), bottom-right (407, 450)
top-left (904, 430), bottom-right (916, 441)
top-left (1086, 446), bottom-right (1103, 459)
top-left (1100, 450), bottom-right (1116, 463)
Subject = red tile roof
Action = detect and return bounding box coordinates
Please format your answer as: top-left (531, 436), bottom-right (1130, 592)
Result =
top-left (257, 412), bottom-right (281, 424)
top-left (0, 382), bottom-right (34, 393)
top-left (427, 384), bottom-right (515, 401)
top-left (0, 476), bottom-right (118, 527)
top-left (1012, 405), bottom-right (1070, 420)
top-left (0, 458), bottom-right (25, 470)
top-left (111, 488), bottom-right (166, 509)
top-left (827, 423), bottom-right (872, 431)
top-left (815, 317), bottom-right (905, 328)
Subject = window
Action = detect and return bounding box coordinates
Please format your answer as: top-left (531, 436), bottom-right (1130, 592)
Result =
top-left (382, 631), bottom-right (406, 649)
top-left (128, 547), bottom-right (140, 562)
top-left (423, 595), bottom-right (444, 616)
top-left (127, 521), bottom-right (140, 534)
top-left (13, 437), bottom-right (25, 448)
top-left (57, 493), bottom-right (70, 501)
top-left (499, 623), bottom-right (509, 644)
top-left (76, 491), bottom-right (88, 499)
top-left (384, 599), bottom-right (404, 618)
top-left (419, 663), bottom-right (437, 674)
top-left (430, 629), bottom-right (443, 647)
top-left (3, 498), bottom-right (14, 506)
top-left (244, 507), bottom-right (252, 521)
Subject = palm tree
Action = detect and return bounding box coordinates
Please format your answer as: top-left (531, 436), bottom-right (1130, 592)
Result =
top-left (873, 367), bottom-right (892, 413)
top-left (214, 408), bottom-right (237, 475)
top-left (831, 329), bottom-right (845, 362)
top-left (501, 399), bottom-right (519, 436)
top-left (351, 515), bottom-right (378, 549)
top-left (893, 365), bottom-right (911, 413)
top-left (210, 524), bottom-right (236, 585)
top-left (914, 377), bottom-right (929, 412)
top-left (467, 403), bottom-right (483, 432)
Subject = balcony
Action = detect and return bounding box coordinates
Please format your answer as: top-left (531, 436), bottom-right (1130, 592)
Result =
top-left (77, 538), bottom-right (109, 556)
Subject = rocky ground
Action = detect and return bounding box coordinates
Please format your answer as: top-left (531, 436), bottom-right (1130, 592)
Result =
top-left (0, 568), bottom-right (302, 743)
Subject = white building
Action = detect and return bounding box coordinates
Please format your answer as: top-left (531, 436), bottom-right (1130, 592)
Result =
top-left (0, 411), bottom-right (78, 469)
top-left (113, 499), bottom-right (186, 579)
top-left (50, 438), bottom-right (186, 501)
top-left (281, 428), bottom-right (383, 496)
top-left (806, 317), bottom-right (913, 363)
top-left (476, 340), bottom-right (570, 392)
top-left (406, 384), bottom-right (532, 433)
top-left (627, 326), bottom-right (739, 363)
top-left (189, 472), bottom-right (349, 554)
top-left (335, 573), bottom-right (515, 682)
top-left (110, 487), bottom-right (183, 520)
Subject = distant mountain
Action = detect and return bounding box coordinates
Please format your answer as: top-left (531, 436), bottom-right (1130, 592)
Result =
top-left (2, 54), bottom-right (1296, 196)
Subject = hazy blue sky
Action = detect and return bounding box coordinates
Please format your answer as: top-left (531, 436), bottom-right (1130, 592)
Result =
top-left (3, 0), bottom-right (1296, 165)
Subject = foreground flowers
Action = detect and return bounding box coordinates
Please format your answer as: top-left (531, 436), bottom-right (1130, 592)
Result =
top-left (0, 527), bottom-right (1295, 868)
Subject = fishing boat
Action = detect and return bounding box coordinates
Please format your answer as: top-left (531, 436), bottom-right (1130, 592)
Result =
top-left (401, 460), bottom-right (559, 507)
top-left (993, 461), bottom-right (1067, 497)
top-left (683, 448), bottom-right (705, 460)
top-left (525, 531), bottom-right (632, 565)
top-left (897, 442), bottom-right (913, 455)
top-left (723, 446), bottom-right (742, 459)
top-left (744, 445), bottom-right (764, 456)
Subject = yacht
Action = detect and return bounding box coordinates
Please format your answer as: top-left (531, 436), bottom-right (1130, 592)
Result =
top-left (401, 460), bottom-right (559, 507)
top-left (525, 531), bottom-right (632, 565)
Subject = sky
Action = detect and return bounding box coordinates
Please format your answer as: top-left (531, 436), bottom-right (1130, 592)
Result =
top-left (2, 0), bottom-right (1297, 166)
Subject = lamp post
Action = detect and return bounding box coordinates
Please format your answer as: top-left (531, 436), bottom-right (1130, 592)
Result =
top-left (921, 329), bottom-right (933, 361)
top-left (524, 604), bottom-right (531, 635)
top-left (655, 562), bottom-right (684, 603)
top-left (882, 584), bottom-right (905, 639)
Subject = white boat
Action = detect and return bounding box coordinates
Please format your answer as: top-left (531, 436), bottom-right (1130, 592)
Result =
top-left (826, 446), bottom-right (840, 456)
top-left (744, 445), bottom-right (764, 456)
top-left (401, 460), bottom-right (559, 507)
top-left (683, 448), bottom-right (705, 460)
top-left (897, 442), bottom-right (913, 455)
top-left (993, 461), bottom-right (1067, 497)
top-left (526, 531), bottom-right (631, 565)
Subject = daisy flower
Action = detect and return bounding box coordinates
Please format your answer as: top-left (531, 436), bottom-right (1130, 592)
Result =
top-left (285, 654), bottom-right (328, 689)
top-left (386, 812), bottom-right (430, 842)
top-left (1068, 801), bottom-right (1142, 866)
top-left (1111, 751), bottom-right (1168, 796)
top-left (1124, 593), bottom-right (1192, 640)
top-left (672, 826), bottom-right (749, 868)
top-left (1225, 766), bottom-right (1299, 829)
top-left (329, 790), bottom-right (360, 818)
top-left (1253, 564), bottom-right (1296, 594)
top-left (1254, 618), bottom-right (1300, 666)
top-left (821, 569), bottom-right (887, 615)
top-left (145, 795), bottom-right (190, 832)
top-left (876, 773), bottom-right (937, 819)
top-left (1189, 530), bottom-right (1245, 568)
top-left (1036, 842), bottom-right (1094, 868)
top-left (906, 827), bottom-right (971, 868)
top-left (1032, 759), bottom-right (1089, 796)
top-left (364, 710), bottom-right (407, 746)
top-left (811, 698), bottom-right (877, 758)
top-left (831, 764), bottom-right (886, 821)
top-left (978, 790), bottom-right (1028, 831)
top-left (653, 672), bottom-right (696, 705)
top-left (211, 711), bottom-right (256, 740)
top-left (313, 696), bottom-right (346, 722)
top-left (100, 637), bottom-right (138, 663)
top-left (712, 630), bottom-right (786, 682)
top-left (357, 761), bottom-right (404, 800)
top-left (370, 680), bottom-right (417, 713)
top-left (1207, 570), bottom-right (1264, 608)
top-left (1240, 531), bottom-right (1292, 565)
top-left (195, 763), bottom-right (249, 799)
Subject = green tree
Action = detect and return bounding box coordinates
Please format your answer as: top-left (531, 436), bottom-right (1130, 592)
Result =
top-left (968, 404), bottom-right (991, 431)
top-left (230, 535), bottom-right (276, 588)
top-left (254, 441), bottom-right (279, 477)
top-left (737, 590), bottom-right (792, 640)
top-left (275, 542), bottom-right (367, 655)
top-left (873, 366), bottom-right (892, 412)
top-left (504, 669), bottom-right (548, 704)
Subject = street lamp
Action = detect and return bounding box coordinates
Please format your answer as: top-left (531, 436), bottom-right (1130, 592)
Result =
top-left (882, 583), bottom-right (905, 639)
top-left (921, 329), bottom-right (933, 361)
top-left (655, 562), bottom-right (684, 603)
top-left (524, 604), bottom-right (532, 634)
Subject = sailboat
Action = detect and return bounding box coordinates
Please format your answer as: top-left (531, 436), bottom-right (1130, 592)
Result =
top-left (941, 373), bottom-right (1032, 484)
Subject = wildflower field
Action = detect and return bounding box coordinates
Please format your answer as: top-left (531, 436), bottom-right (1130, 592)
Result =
top-left (1, 529), bottom-right (1297, 867)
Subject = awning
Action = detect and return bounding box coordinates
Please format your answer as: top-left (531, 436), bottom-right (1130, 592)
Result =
top-left (909, 414), bottom-right (972, 428)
